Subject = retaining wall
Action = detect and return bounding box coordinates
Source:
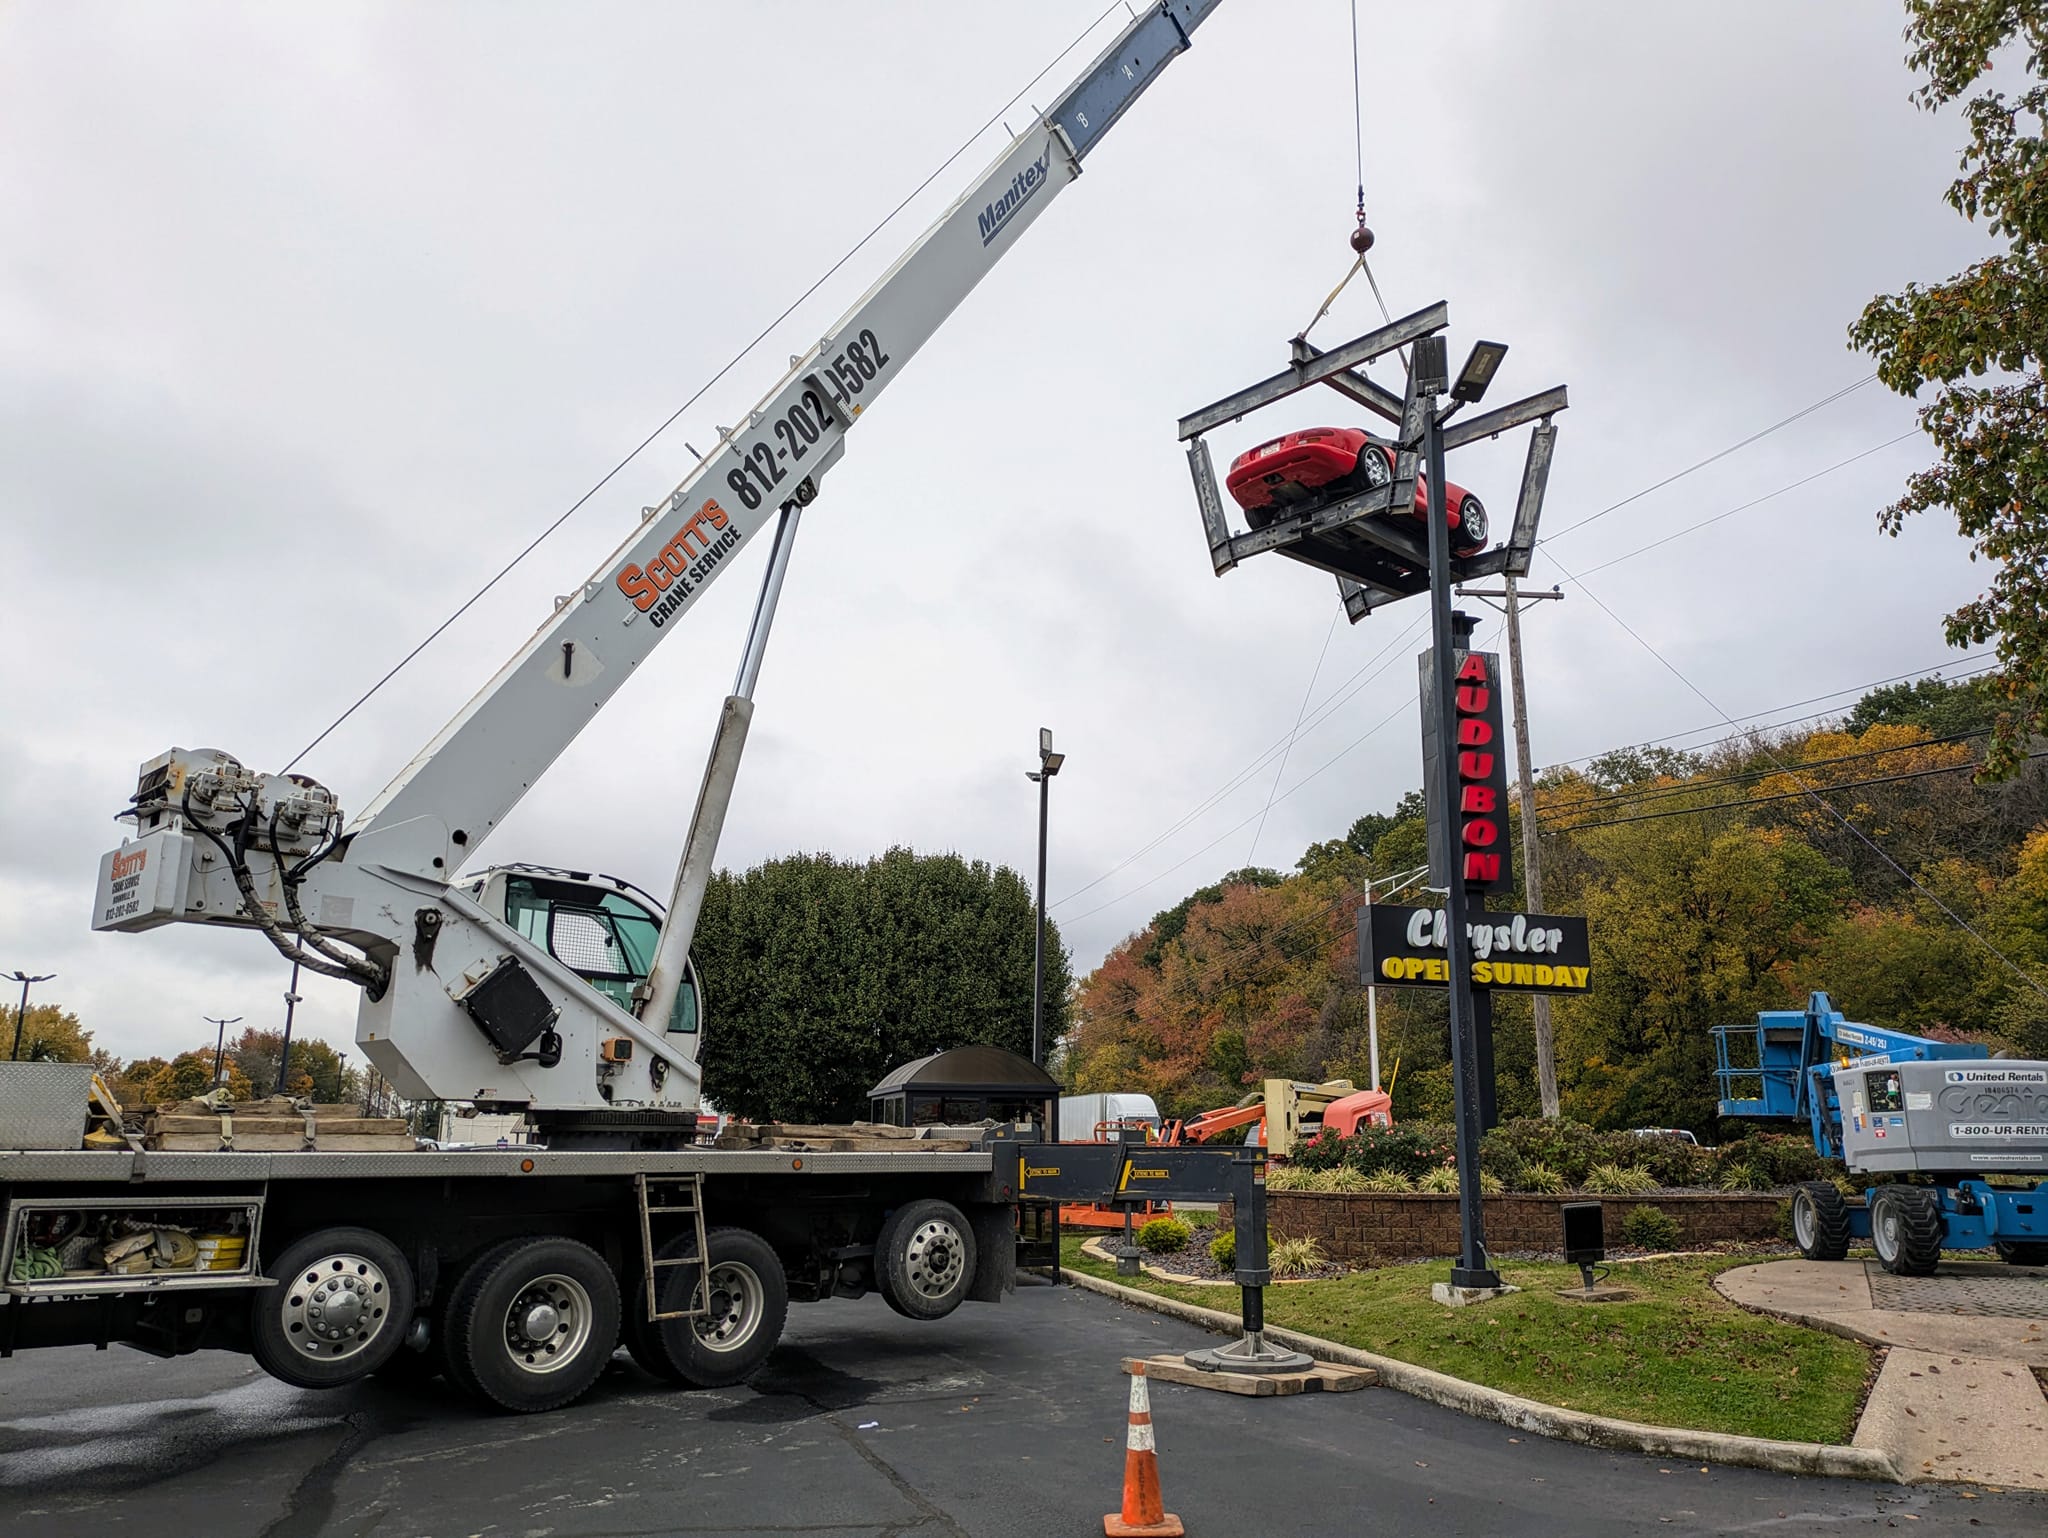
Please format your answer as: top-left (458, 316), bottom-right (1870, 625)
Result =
top-left (1247, 1190), bottom-right (1785, 1261)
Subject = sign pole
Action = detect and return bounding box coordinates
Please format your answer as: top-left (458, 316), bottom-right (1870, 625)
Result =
top-left (1417, 343), bottom-right (1499, 1291)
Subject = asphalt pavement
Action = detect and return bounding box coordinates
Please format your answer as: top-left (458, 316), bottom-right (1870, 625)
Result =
top-left (1, 1278), bottom-right (2042, 1538)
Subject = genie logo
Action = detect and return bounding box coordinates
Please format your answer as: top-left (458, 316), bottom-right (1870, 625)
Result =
top-left (977, 150), bottom-right (1052, 246)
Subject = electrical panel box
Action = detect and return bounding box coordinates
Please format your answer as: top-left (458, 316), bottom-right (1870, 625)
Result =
top-left (1833, 1058), bottom-right (2048, 1175)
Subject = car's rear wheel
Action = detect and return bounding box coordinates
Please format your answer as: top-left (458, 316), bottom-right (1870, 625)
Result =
top-left (1454, 495), bottom-right (1489, 555)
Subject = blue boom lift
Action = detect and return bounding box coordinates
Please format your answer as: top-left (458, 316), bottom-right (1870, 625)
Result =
top-left (1714, 992), bottom-right (2048, 1275)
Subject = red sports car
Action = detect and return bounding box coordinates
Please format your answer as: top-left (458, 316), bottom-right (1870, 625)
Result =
top-left (1224, 426), bottom-right (1489, 557)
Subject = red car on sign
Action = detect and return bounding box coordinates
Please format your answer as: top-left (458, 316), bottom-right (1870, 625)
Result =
top-left (1224, 426), bottom-right (1489, 558)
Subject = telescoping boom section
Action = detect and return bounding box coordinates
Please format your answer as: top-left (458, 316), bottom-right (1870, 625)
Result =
top-left (87, 2), bottom-right (1226, 1120)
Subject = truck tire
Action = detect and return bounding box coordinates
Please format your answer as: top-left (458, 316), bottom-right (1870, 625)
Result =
top-left (875, 1199), bottom-right (977, 1322)
top-left (249, 1226), bottom-right (415, 1389)
top-left (1994, 1240), bottom-right (2048, 1267)
top-left (1790, 1182), bottom-right (1851, 1262)
top-left (640, 1227), bottom-right (788, 1388)
top-left (1871, 1186), bottom-right (1943, 1277)
top-left (446, 1236), bottom-right (621, 1413)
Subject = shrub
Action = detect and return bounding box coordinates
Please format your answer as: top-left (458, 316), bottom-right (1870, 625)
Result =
top-left (1477, 1171), bottom-right (1505, 1196)
top-left (1315, 1166), bottom-right (1370, 1194)
top-left (1264, 1164), bottom-right (1319, 1191)
top-left (1270, 1235), bottom-right (1325, 1277)
top-left (1775, 1198), bottom-right (1797, 1244)
top-left (1621, 1205), bottom-right (1682, 1251)
top-left (1359, 1169), bottom-right (1416, 1193)
top-left (1714, 1130), bottom-right (1824, 1187)
top-left (1583, 1162), bottom-right (1658, 1195)
top-left (1416, 1166), bottom-right (1460, 1194)
top-left (1137, 1217), bottom-right (1191, 1255)
top-left (1331, 1121), bottom-right (1460, 1180)
top-left (1208, 1229), bottom-right (1236, 1270)
top-left (1718, 1161), bottom-right (1776, 1193)
top-left (1519, 1163), bottom-right (1568, 1194)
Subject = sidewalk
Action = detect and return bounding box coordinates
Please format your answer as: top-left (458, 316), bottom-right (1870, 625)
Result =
top-left (1717, 1258), bottom-right (2048, 1491)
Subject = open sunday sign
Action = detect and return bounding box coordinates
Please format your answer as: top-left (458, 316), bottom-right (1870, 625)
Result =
top-left (1359, 904), bottom-right (1592, 994)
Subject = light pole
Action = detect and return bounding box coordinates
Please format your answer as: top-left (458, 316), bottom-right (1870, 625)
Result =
top-left (205, 1015), bottom-right (243, 1086)
top-left (274, 960), bottom-right (302, 1098)
top-left (1025, 728), bottom-right (1066, 1067)
top-left (8, 972), bottom-right (54, 1060)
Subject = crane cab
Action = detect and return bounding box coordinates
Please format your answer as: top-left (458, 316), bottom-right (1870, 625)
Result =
top-left (461, 864), bottom-right (703, 1042)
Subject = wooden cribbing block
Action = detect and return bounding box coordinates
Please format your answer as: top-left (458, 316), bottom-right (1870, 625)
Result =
top-left (1119, 1354), bottom-right (1375, 1396)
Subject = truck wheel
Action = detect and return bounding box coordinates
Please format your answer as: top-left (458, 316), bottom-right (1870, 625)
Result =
top-left (638, 1227), bottom-right (788, 1388)
top-left (447, 1236), bottom-right (621, 1413)
top-left (1871, 1186), bottom-right (1943, 1277)
top-left (1790, 1182), bottom-right (1850, 1261)
top-left (250, 1227), bottom-right (415, 1389)
top-left (875, 1199), bottom-right (977, 1322)
top-left (1994, 1240), bottom-right (2048, 1267)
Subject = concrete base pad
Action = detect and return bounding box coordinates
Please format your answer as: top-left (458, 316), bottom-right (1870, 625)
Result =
top-left (1432, 1281), bottom-right (1523, 1308)
top-left (1554, 1284), bottom-right (1633, 1303)
top-left (1121, 1353), bottom-right (1375, 1396)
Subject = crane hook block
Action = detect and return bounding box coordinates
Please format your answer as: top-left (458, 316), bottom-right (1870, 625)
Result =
top-left (1349, 219), bottom-right (1375, 255)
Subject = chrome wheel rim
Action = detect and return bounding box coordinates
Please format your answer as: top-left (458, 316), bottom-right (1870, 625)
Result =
top-left (281, 1252), bottom-right (392, 1362)
top-left (695, 1260), bottom-right (765, 1353)
top-left (502, 1272), bottom-right (594, 1375)
top-left (902, 1217), bottom-right (967, 1302)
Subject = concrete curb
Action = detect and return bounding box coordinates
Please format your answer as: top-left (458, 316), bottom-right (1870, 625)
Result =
top-left (1061, 1268), bottom-right (1904, 1484)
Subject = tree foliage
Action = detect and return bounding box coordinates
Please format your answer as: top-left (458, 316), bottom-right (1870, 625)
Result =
top-left (1851, 0), bottom-right (2048, 777)
top-left (5, 1004), bottom-right (93, 1064)
top-left (694, 847), bottom-right (1063, 1123)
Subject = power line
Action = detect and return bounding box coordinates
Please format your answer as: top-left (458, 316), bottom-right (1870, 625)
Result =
top-left (1546, 552), bottom-right (2048, 1005)
top-left (1550, 753), bottom-right (2042, 834)
top-left (1540, 375), bottom-right (1880, 545)
top-left (281, 3), bottom-right (1132, 773)
top-left (1249, 607), bottom-right (1341, 865)
top-left (1540, 727), bottom-right (1992, 821)
top-left (1547, 657), bottom-right (1997, 771)
top-left (1555, 430), bottom-right (1921, 584)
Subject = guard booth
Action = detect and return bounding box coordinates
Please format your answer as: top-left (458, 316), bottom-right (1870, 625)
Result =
top-left (867, 1046), bottom-right (1060, 1271)
top-left (865, 1045), bottom-right (1058, 1133)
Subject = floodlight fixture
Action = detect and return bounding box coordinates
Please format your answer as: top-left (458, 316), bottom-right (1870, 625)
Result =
top-left (1452, 340), bottom-right (1510, 404)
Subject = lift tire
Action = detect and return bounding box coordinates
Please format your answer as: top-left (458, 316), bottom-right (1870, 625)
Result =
top-left (1994, 1240), bottom-right (2048, 1267)
top-left (1790, 1182), bottom-right (1851, 1262)
top-left (446, 1236), bottom-right (621, 1414)
top-left (249, 1226), bottom-right (416, 1389)
top-left (875, 1199), bottom-right (978, 1322)
top-left (1871, 1186), bottom-right (1943, 1277)
top-left (646, 1227), bottom-right (789, 1389)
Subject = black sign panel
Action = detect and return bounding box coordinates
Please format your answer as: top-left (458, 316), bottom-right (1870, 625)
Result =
top-left (1420, 649), bottom-right (1515, 897)
top-left (1360, 903), bottom-right (1591, 994)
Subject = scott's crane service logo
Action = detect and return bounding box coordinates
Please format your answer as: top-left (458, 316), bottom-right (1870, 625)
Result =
top-left (977, 150), bottom-right (1052, 246)
top-left (617, 497), bottom-right (741, 629)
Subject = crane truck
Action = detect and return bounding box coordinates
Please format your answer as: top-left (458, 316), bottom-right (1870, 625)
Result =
top-left (1715, 991), bottom-right (2048, 1276)
top-left (1, 2), bottom-right (1246, 1415)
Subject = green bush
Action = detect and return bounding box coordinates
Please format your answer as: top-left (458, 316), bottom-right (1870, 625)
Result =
top-left (1718, 1161), bottom-right (1776, 1193)
top-left (1775, 1198), bottom-right (1797, 1243)
top-left (1416, 1165), bottom-right (1460, 1194)
top-left (1519, 1163), bottom-right (1568, 1194)
top-left (1316, 1165), bottom-right (1370, 1194)
top-left (1136, 1217), bottom-right (1192, 1254)
top-left (1263, 1164), bottom-right (1319, 1191)
top-left (1270, 1235), bottom-right (1325, 1277)
top-left (1713, 1131), bottom-right (1825, 1187)
top-left (1308, 1121), bottom-right (1459, 1180)
top-left (1477, 1170), bottom-right (1505, 1197)
top-left (1583, 1162), bottom-right (1659, 1195)
top-left (1359, 1169), bottom-right (1416, 1193)
top-left (1621, 1205), bottom-right (1682, 1251)
top-left (1208, 1229), bottom-right (1236, 1269)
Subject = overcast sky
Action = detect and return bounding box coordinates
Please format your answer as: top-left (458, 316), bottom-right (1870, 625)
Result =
top-left (0, 2), bottom-right (2001, 1073)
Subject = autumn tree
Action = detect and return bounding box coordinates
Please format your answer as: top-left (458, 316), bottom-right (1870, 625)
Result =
top-left (1852, 0), bottom-right (2048, 776)
top-left (5, 1003), bottom-right (93, 1064)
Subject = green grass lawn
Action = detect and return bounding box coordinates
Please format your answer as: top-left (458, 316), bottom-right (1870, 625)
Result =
top-left (1061, 1238), bottom-right (1871, 1444)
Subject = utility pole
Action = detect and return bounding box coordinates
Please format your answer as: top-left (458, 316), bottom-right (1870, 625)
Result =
top-left (8, 971), bottom-right (54, 1060)
top-left (1026, 729), bottom-right (1066, 1068)
top-left (1460, 578), bottom-right (1564, 1118)
top-left (205, 1015), bottom-right (243, 1087)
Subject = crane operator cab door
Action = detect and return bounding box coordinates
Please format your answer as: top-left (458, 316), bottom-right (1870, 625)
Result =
top-left (464, 866), bottom-right (703, 1068)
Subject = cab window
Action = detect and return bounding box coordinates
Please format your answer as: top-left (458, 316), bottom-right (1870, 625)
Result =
top-left (502, 875), bottom-right (698, 1034)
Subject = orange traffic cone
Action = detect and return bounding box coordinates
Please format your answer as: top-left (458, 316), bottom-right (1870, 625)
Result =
top-left (1105, 1362), bottom-right (1184, 1537)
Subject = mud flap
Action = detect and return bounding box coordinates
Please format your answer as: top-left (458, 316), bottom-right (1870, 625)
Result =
top-left (968, 1205), bottom-right (1016, 1302)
